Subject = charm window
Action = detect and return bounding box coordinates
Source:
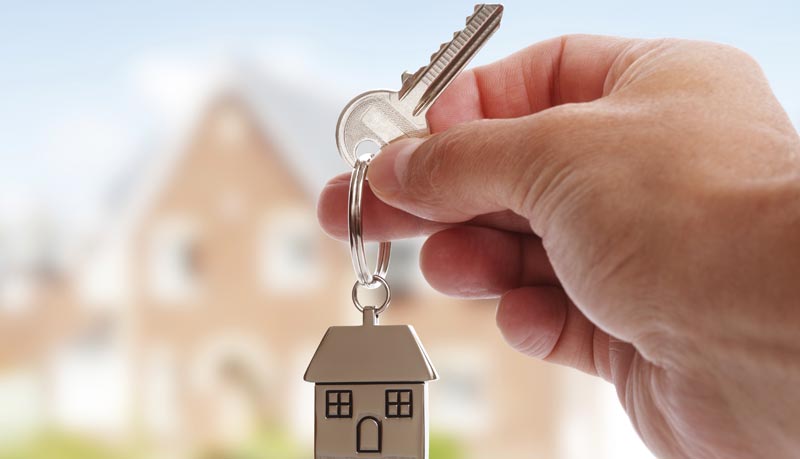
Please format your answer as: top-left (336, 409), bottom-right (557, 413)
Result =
top-left (385, 389), bottom-right (413, 418)
top-left (325, 390), bottom-right (353, 418)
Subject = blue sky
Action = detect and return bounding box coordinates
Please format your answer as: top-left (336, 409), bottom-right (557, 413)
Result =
top-left (0, 0), bottom-right (798, 228)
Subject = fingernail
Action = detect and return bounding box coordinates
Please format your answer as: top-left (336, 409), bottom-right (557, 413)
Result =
top-left (368, 138), bottom-right (424, 196)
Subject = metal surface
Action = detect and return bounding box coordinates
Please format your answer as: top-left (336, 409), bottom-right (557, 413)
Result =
top-left (349, 155), bottom-right (391, 288)
top-left (335, 4), bottom-right (504, 167)
top-left (352, 276), bottom-right (391, 315)
top-left (312, 383), bottom-right (429, 459)
top-left (305, 306), bottom-right (437, 458)
top-left (304, 310), bottom-right (437, 384)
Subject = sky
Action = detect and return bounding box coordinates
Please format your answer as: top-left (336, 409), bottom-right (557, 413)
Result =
top-left (0, 0), bottom-right (798, 232)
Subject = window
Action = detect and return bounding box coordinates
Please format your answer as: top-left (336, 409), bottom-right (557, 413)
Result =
top-left (259, 210), bottom-right (322, 293)
top-left (148, 217), bottom-right (201, 303)
top-left (325, 390), bottom-right (352, 418)
top-left (385, 389), bottom-right (412, 418)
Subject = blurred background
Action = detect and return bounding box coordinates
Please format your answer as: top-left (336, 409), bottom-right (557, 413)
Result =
top-left (0, 1), bottom-right (797, 458)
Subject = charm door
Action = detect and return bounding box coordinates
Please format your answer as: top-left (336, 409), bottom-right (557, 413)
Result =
top-left (357, 416), bottom-right (382, 453)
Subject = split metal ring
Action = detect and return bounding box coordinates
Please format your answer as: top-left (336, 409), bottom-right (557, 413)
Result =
top-left (351, 275), bottom-right (391, 315)
top-left (348, 155), bottom-right (391, 288)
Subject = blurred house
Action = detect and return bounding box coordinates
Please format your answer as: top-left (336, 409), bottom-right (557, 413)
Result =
top-left (0, 82), bottom-right (620, 459)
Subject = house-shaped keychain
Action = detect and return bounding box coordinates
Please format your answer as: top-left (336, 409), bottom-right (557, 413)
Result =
top-left (305, 306), bottom-right (438, 458)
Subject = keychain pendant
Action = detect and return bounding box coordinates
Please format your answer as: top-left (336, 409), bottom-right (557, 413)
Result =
top-left (305, 307), bottom-right (437, 459)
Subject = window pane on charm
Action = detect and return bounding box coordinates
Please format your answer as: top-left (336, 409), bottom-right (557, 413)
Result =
top-left (325, 390), bottom-right (352, 419)
top-left (385, 390), bottom-right (413, 418)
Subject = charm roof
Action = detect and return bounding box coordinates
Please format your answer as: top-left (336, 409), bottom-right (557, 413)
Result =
top-left (304, 323), bottom-right (437, 383)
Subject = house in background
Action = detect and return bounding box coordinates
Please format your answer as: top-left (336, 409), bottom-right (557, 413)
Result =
top-left (0, 74), bottom-right (638, 459)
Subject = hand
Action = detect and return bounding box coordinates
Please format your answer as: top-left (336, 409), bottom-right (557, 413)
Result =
top-left (317, 35), bottom-right (800, 458)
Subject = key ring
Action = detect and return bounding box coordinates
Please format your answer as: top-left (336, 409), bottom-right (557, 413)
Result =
top-left (351, 274), bottom-right (391, 315)
top-left (349, 155), bottom-right (391, 288)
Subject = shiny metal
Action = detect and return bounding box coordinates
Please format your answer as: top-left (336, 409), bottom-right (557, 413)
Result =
top-left (349, 155), bottom-right (391, 288)
top-left (305, 307), bottom-right (437, 459)
top-left (351, 275), bottom-right (391, 315)
top-left (362, 306), bottom-right (379, 326)
top-left (335, 4), bottom-right (504, 167)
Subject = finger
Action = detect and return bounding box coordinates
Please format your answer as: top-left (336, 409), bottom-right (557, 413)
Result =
top-left (317, 173), bottom-right (533, 241)
top-left (367, 112), bottom-right (581, 225)
top-left (427, 34), bottom-right (639, 132)
top-left (497, 286), bottom-right (613, 378)
top-left (419, 226), bottom-right (557, 298)
top-left (317, 173), bottom-right (445, 240)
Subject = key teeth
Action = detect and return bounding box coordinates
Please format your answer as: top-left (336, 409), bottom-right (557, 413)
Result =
top-left (468, 4), bottom-right (502, 22)
top-left (429, 42), bottom-right (448, 62)
top-left (465, 7), bottom-right (478, 24)
top-left (399, 66), bottom-right (426, 96)
top-left (400, 3), bottom-right (503, 103)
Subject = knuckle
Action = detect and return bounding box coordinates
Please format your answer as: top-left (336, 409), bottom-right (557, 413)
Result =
top-left (406, 123), bottom-right (481, 204)
top-left (706, 41), bottom-right (759, 67)
top-left (404, 125), bottom-right (471, 204)
top-left (514, 105), bottom-right (598, 218)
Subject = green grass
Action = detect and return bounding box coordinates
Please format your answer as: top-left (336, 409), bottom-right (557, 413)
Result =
top-left (0, 428), bottom-right (465, 459)
top-left (430, 432), bottom-right (466, 459)
top-left (0, 430), bottom-right (142, 459)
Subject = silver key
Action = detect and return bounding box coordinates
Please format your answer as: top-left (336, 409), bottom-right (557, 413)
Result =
top-left (336, 4), bottom-right (504, 167)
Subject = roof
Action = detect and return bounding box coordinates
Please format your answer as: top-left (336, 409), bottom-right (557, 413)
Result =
top-left (304, 321), bottom-right (438, 383)
top-left (74, 63), bottom-right (347, 305)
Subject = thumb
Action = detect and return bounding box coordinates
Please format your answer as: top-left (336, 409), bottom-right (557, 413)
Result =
top-left (367, 108), bottom-right (589, 228)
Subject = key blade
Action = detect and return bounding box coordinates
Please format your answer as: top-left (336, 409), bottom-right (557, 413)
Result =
top-left (399, 4), bottom-right (504, 116)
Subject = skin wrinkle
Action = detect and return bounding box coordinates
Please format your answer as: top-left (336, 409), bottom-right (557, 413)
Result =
top-left (471, 66), bottom-right (491, 120)
top-left (551, 35), bottom-right (567, 106)
top-left (630, 362), bottom-right (684, 458)
top-left (581, 305), bottom-right (600, 375)
top-left (650, 368), bottom-right (713, 459)
top-left (467, 209), bottom-right (532, 234)
top-left (541, 295), bottom-right (598, 374)
top-left (608, 338), bottom-right (636, 398)
top-left (518, 235), bottom-right (558, 287)
top-left (512, 115), bottom-right (573, 224)
top-left (605, 40), bottom-right (665, 95)
top-left (491, 124), bottom-right (533, 214)
top-left (526, 149), bottom-right (578, 221)
top-left (591, 326), bottom-right (611, 382)
top-left (519, 46), bottom-right (537, 114)
top-left (499, 290), bottom-right (559, 358)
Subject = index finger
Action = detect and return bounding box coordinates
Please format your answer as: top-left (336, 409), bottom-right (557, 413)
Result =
top-left (427, 34), bottom-right (636, 132)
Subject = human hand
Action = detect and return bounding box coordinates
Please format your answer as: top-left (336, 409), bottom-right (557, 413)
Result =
top-left (317, 35), bottom-right (800, 458)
